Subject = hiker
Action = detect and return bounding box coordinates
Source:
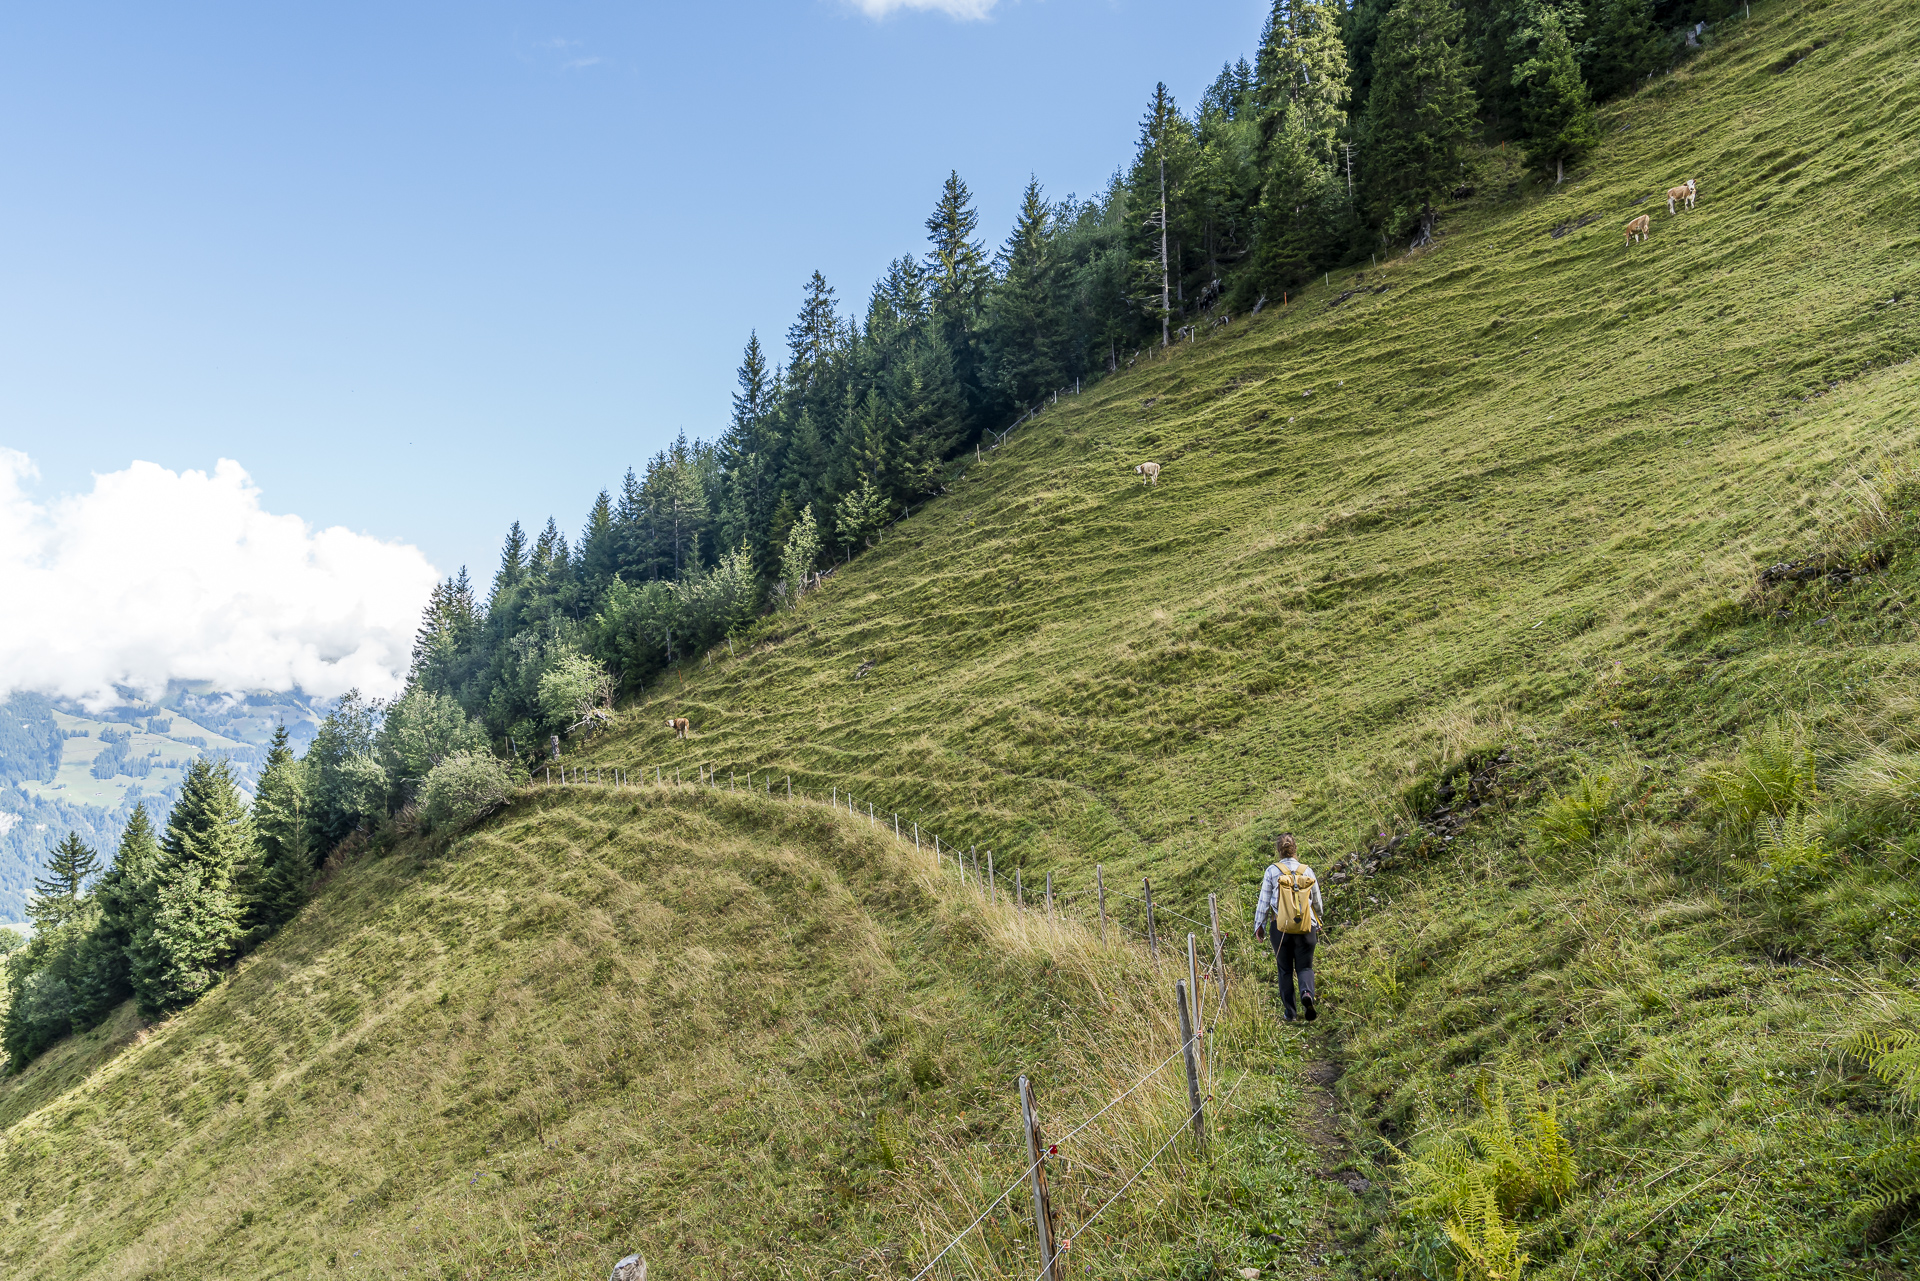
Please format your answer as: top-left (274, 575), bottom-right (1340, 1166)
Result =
top-left (1253, 834), bottom-right (1323, 1022)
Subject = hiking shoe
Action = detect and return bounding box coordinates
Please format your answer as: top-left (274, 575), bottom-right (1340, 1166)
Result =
top-left (1302, 995), bottom-right (1318, 1022)
top-left (1282, 1008), bottom-right (1297, 1023)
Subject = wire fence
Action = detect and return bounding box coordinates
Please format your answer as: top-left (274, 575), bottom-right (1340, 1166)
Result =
top-left (529, 761), bottom-right (1263, 1279)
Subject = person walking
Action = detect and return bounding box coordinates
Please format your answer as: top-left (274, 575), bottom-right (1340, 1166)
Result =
top-left (1253, 834), bottom-right (1323, 1022)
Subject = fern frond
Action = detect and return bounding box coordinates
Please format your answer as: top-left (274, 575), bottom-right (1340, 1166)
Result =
top-left (1844, 1027), bottom-right (1920, 1106)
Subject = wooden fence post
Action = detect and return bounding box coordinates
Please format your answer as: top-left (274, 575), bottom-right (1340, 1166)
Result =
top-left (1176, 980), bottom-right (1207, 1156)
top-left (1144, 878), bottom-right (1159, 958)
top-left (1015, 869), bottom-right (1023, 910)
top-left (1096, 865), bottom-right (1107, 941)
top-left (1208, 893), bottom-right (1228, 1010)
top-left (1046, 871), bottom-right (1053, 916)
top-left (894, 813), bottom-right (900, 839)
top-left (1019, 1075), bottom-right (1061, 1281)
top-left (544, 766), bottom-right (550, 784)
top-left (987, 852), bottom-right (995, 905)
top-left (868, 802), bottom-right (874, 825)
top-left (914, 822), bottom-right (920, 854)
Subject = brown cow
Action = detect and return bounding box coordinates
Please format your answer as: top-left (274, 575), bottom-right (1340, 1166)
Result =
top-left (665, 717), bottom-right (690, 739)
top-left (1625, 214), bottom-right (1652, 247)
top-left (1666, 178), bottom-right (1698, 214)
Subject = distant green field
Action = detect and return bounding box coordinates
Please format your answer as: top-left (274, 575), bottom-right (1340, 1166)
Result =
top-left (15, 709), bottom-right (249, 813)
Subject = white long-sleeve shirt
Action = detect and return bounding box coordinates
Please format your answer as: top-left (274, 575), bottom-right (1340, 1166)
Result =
top-left (1253, 858), bottom-right (1324, 933)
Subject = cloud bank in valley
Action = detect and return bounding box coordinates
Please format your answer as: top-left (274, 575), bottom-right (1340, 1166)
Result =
top-left (0, 449), bottom-right (439, 705)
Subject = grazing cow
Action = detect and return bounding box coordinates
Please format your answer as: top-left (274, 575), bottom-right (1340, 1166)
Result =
top-left (666, 717), bottom-right (690, 739)
top-left (1625, 214), bottom-right (1652, 246)
top-left (1666, 178), bottom-right (1697, 214)
top-left (1135, 461), bottom-right (1162, 486)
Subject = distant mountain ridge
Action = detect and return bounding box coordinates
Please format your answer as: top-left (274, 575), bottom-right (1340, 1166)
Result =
top-left (0, 685), bottom-right (325, 923)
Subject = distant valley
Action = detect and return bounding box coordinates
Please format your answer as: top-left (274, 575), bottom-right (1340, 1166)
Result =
top-left (0, 686), bottom-right (323, 923)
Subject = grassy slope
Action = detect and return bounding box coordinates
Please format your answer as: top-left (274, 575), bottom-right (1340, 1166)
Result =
top-left (596, 0), bottom-right (1917, 896)
top-left (0, 789), bottom-right (1312, 1279)
top-left (564, 0), bottom-right (1917, 1273)
top-left (6, 0), bottom-right (1920, 1275)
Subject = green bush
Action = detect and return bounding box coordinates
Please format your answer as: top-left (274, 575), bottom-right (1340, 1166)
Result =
top-left (419, 751), bottom-right (516, 832)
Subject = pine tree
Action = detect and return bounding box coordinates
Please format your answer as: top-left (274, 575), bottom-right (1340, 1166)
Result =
top-left (1583, 0), bottom-right (1666, 101)
top-left (576, 489), bottom-right (619, 603)
top-left (245, 725), bottom-right (311, 935)
top-left (1513, 10), bottom-right (1598, 183)
top-left (988, 178), bottom-right (1068, 408)
top-left (787, 272), bottom-right (843, 387)
top-left (924, 172), bottom-right (993, 424)
top-left (29, 832), bottom-right (99, 930)
top-left (129, 757), bottom-right (255, 1015)
top-left (1366, 0), bottom-right (1479, 246)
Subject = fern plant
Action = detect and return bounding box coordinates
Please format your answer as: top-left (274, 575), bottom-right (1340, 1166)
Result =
top-left (1700, 720), bottom-right (1818, 828)
top-left (1747, 811), bottom-right (1833, 902)
top-left (1399, 1073), bottom-right (1578, 1281)
top-left (1843, 1026), bottom-right (1920, 1230)
top-left (1534, 771), bottom-right (1613, 855)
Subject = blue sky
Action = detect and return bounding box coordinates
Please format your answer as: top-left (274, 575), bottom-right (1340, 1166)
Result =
top-left (0, 0), bottom-right (1267, 588)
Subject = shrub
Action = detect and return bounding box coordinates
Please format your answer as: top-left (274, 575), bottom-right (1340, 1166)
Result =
top-left (420, 751), bottom-right (515, 832)
top-left (537, 651), bottom-right (615, 736)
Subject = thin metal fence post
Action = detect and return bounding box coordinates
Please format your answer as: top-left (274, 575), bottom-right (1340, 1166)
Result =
top-left (544, 766), bottom-right (550, 784)
top-left (1144, 878), bottom-right (1159, 957)
top-left (894, 813), bottom-right (900, 839)
top-left (914, 822), bottom-right (920, 854)
top-left (988, 852), bottom-right (995, 905)
top-left (1209, 893), bottom-right (1228, 1009)
top-left (1015, 869), bottom-right (1023, 910)
top-left (1019, 1075), bottom-right (1061, 1281)
top-left (1176, 980), bottom-right (1207, 1155)
top-left (868, 802), bottom-right (874, 825)
top-left (787, 776), bottom-right (792, 800)
top-left (1096, 865), bottom-right (1107, 941)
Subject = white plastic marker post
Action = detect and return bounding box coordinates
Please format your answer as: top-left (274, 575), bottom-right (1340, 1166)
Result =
top-left (1208, 893), bottom-right (1228, 1009)
top-left (1188, 933), bottom-right (1202, 1042)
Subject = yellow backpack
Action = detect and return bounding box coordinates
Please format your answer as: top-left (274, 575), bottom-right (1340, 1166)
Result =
top-left (1271, 864), bottom-right (1318, 934)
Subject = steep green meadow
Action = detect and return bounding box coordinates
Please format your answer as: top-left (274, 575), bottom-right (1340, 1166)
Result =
top-left (0, 789), bottom-right (1314, 1278)
top-left (570, 0), bottom-right (1919, 1272)
top-left (6, 0), bottom-right (1920, 1275)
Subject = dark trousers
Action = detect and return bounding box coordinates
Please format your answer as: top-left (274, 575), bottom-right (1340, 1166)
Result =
top-left (1268, 927), bottom-right (1317, 1016)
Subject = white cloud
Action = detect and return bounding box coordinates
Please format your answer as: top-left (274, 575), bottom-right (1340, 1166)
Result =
top-left (847, 0), bottom-right (999, 19)
top-left (0, 449), bottom-right (438, 706)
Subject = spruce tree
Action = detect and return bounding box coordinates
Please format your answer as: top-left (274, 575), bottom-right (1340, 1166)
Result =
top-left (81, 803), bottom-right (161, 1014)
top-left (1583, 0), bottom-right (1666, 101)
top-left (1366, 0), bottom-right (1479, 246)
top-left (987, 178), bottom-right (1068, 408)
top-left (246, 725), bottom-right (311, 935)
top-left (129, 756), bottom-right (254, 1015)
top-left (29, 832), bottom-right (99, 930)
top-left (575, 489), bottom-right (619, 604)
top-left (923, 172), bottom-right (992, 425)
top-left (1513, 10), bottom-right (1599, 183)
